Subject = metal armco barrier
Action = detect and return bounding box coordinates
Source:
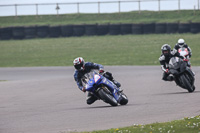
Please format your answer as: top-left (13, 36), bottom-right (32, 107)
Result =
top-left (0, 22), bottom-right (200, 40)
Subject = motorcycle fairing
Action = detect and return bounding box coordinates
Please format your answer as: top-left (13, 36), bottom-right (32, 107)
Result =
top-left (85, 74), bottom-right (102, 92)
top-left (85, 73), bottom-right (120, 101)
top-left (100, 77), bottom-right (120, 101)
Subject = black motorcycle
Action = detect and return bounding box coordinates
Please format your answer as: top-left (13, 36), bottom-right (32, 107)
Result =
top-left (168, 56), bottom-right (195, 92)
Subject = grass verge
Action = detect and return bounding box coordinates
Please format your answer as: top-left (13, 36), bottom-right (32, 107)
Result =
top-left (0, 33), bottom-right (200, 67)
top-left (0, 10), bottom-right (200, 27)
top-left (81, 115), bottom-right (200, 133)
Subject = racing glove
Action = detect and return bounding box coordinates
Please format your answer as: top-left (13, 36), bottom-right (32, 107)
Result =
top-left (81, 87), bottom-right (86, 92)
top-left (165, 69), bottom-right (169, 74)
top-left (99, 69), bottom-right (104, 74)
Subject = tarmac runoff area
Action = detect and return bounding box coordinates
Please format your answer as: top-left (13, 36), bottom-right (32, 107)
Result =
top-left (0, 66), bottom-right (199, 133)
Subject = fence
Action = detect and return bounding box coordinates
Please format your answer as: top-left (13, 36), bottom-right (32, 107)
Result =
top-left (1, 22), bottom-right (200, 40)
top-left (0, 0), bottom-right (199, 17)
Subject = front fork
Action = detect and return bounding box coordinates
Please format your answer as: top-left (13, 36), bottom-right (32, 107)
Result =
top-left (100, 84), bottom-right (121, 102)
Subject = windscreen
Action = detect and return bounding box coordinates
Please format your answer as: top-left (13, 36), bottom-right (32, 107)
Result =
top-left (81, 70), bottom-right (97, 86)
top-left (169, 57), bottom-right (180, 69)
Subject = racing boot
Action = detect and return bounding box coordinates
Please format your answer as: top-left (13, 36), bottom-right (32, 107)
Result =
top-left (112, 80), bottom-right (121, 88)
top-left (166, 76), bottom-right (174, 81)
top-left (192, 85), bottom-right (196, 91)
top-left (112, 80), bottom-right (123, 92)
top-left (86, 92), bottom-right (98, 105)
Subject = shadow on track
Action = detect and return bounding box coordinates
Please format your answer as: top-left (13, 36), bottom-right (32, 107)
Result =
top-left (154, 90), bottom-right (200, 95)
top-left (70, 103), bottom-right (138, 110)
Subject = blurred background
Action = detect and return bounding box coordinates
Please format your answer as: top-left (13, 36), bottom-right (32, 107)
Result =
top-left (0, 0), bottom-right (199, 16)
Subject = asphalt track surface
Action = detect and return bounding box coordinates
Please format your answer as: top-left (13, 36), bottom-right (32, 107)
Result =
top-left (0, 66), bottom-right (199, 133)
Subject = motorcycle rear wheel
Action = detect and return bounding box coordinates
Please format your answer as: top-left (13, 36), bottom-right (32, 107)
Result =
top-left (119, 92), bottom-right (128, 105)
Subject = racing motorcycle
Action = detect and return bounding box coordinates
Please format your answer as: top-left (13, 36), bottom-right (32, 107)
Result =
top-left (82, 71), bottom-right (128, 106)
top-left (168, 48), bottom-right (195, 92)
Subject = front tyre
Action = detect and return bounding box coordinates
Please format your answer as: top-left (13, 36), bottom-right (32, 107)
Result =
top-left (180, 75), bottom-right (194, 93)
top-left (98, 88), bottom-right (118, 106)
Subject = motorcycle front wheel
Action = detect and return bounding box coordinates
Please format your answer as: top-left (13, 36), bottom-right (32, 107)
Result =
top-left (180, 74), bottom-right (194, 93)
top-left (98, 88), bottom-right (118, 106)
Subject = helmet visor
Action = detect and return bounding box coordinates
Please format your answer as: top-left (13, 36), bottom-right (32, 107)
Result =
top-left (74, 64), bottom-right (83, 70)
top-left (163, 50), bottom-right (169, 54)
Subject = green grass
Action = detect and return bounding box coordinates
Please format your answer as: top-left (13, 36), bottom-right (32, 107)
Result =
top-left (80, 116), bottom-right (200, 133)
top-left (0, 33), bottom-right (199, 67)
top-left (0, 10), bottom-right (200, 27)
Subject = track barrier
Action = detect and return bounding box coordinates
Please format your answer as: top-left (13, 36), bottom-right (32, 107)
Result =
top-left (132, 24), bottom-right (143, 34)
top-left (0, 22), bottom-right (200, 40)
top-left (167, 23), bottom-right (178, 33)
top-left (60, 25), bottom-right (73, 37)
top-left (36, 25), bottom-right (49, 38)
top-left (155, 23), bottom-right (167, 33)
top-left (24, 26), bottom-right (37, 39)
top-left (85, 24), bottom-right (97, 36)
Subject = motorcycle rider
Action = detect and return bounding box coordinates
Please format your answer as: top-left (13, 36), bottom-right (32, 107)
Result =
top-left (73, 57), bottom-right (121, 105)
top-left (174, 38), bottom-right (192, 67)
top-left (159, 44), bottom-right (184, 81)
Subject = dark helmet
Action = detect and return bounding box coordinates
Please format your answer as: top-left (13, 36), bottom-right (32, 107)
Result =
top-left (73, 57), bottom-right (85, 71)
top-left (161, 44), bottom-right (171, 56)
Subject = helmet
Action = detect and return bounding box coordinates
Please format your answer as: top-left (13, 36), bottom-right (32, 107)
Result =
top-left (161, 44), bottom-right (171, 56)
top-left (178, 38), bottom-right (185, 46)
top-left (73, 57), bottom-right (85, 70)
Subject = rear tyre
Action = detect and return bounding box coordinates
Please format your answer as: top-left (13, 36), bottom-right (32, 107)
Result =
top-left (180, 75), bottom-right (194, 93)
top-left (98, 88), bottom-right (118, 106)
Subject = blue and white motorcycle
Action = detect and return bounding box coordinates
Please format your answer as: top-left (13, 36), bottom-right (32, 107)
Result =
top-left (82, 71), bottom-right (128, 106)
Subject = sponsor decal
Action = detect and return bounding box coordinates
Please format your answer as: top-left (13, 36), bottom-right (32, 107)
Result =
top-left (94, 74), bottom-right (100, 83)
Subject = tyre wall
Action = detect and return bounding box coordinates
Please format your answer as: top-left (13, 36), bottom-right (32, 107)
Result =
top-left (0, 27), bottom-right (13, 40)
top-left (0, 22), bottom-right (200, 40)
top-left (73, 25), bottom-right (85, 36)
top-left (121, 24), bottom-right (132, 35)
top-left (85, 24), bottom-right (97, 36)
top-left (167, 23), bottom-right (178, 33)
top-left (60, 25), bottom-right (73, 37)
top-left (97, 24), bottom-right (109, 35)
top-left (24, 26), bottom-right (37, 39)
top-left (49, 26), bottom-right (61, 38)
top-left (36, 25), bottom-right (49, 38)
top-left (143, 23), bottom-right (155, 34)
top-left (109, 24), bottom-right (121, 35)
top-left (12, 26), bottom-right (25, 39)
top-left (178, 23), bottom-right (190, 33)
top-left (132, 24), bottom-right (143, 34)
top-left (155, 23), bottom-right (167, 33)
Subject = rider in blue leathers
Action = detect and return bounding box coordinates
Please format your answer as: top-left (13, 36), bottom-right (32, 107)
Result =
top-left (73, 57), bottom-right (121, 105)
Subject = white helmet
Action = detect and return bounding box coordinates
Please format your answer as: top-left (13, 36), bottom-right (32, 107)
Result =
top-left (178, 38), bottom-right (185, 46)
top-left (73, 57), bottom-right (85, 70)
